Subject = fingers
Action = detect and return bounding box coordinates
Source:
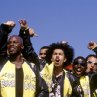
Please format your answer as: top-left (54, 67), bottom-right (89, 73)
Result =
top-left (18, 19), bottom-right (27, 25)
top-left (88, 41), bottom-right (97, 50)
top-left (3, 19), bottom-right (38, 37)
top-left (18, 19), bottom-right (28, 29)
top-left (18, 19), bottom-right (38, 37)
top-left (4, 21), bottom-right (16, 27)
top-left (29, 28), bottom-right (38, 37)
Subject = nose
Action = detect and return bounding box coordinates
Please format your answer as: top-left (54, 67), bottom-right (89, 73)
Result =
top-left (77, 64), bottom-right (81, 67)
top-left (56, 55), bottom-right (59, 58)
top-left (10, 42), bottom-right (14, 45)
top-left (8, 42), bottom-right (14, 47)
top-left (91, 64), bottom-right (94, 67)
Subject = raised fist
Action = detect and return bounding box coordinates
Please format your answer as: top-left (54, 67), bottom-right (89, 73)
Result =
top-left (88, 41), bottom-right (97, 50)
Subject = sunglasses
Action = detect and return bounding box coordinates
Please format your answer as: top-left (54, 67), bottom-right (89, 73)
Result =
top-left (87, 61), bottom-right (97, 65)
top-left (73, 62), bottom-right (86, 66)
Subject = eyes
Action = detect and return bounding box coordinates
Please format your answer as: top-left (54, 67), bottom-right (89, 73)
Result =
top-left (87, 61), bottom-right (97, 65)
top-left (53, 53), bottom-right (63, 55)
top-left (39, 53), bottom-right (46, 55)
top-left (73, 62), bottom-right (86, 67)
top-left (7, 41), bottom-right (20, 45)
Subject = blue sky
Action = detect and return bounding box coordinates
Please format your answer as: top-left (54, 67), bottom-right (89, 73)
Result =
top-left (0, 0), bottom-right (97, 57)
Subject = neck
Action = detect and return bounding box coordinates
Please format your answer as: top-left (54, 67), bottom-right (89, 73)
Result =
top-left (9, 53), bottom-right (24, 68)
top-left (54, 66), bottom-right (63, 77)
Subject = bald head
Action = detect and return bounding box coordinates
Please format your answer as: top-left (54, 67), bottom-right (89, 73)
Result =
top-left (7, 35), bottom-right (24, 55)
top-left (8, 35), bottom-right (23, 45)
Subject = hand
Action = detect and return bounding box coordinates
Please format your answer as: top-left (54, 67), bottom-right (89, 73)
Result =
top-left (29, 28), bottom-right (38, 37)
top-left (18, 19), bottom-right (28, 29)
top-left (88, 41), bottom-right (97, 50)
top-left (3, 21), bottom-right (16, 28)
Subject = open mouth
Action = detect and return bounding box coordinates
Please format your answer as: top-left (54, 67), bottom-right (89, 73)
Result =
top-left (76, 68), bottom-right (82, 72)
top-left (55, 59), bottom-right (60, 63)
top-left (90, 68), bottom-right (93, 72)
top-left (9, 47), bottom-right (15, 51)
top-left (8, 47), bottom-right (16, 53)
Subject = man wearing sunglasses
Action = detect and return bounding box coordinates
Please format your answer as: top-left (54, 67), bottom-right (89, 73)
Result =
top-left (86, 54), bottom-right (97, 74)
top-left (67, 56), bottom-right (91, 97)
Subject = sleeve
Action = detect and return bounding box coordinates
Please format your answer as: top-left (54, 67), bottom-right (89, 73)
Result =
top-left (34, 64), bottom-right (49, 97)
top-left (0, 24), bottom-right (10, 66)
top-left (90, 73), bottom-right (97, 96)
top-left (92, 47), bottom-right (97, 55)
top-left (36, 77), bottom-right (49, 97)
top-left (0, 24), bottom-right (10, 56)
top-left (19, 28), bottom-right (40, 70)
top-left (28, 62), bottom-right (49, 97)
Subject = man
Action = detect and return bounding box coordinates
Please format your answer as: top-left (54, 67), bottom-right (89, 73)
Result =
top-left (0, 35), bottom-right (48, 97)
top-left (0, 21), bottom-right (48, 97)
top-left (38, 46), bottom-right (49, 70)
top-left (0, 21), bottom-right (16, 68)
top-left (70, 56), bottom-right (91, 97)
top-left (41, 42), bottom-right (74, 97)
top-left (86, 54), bottom-right (97, 74)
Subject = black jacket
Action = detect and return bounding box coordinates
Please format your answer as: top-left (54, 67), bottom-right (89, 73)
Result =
top-left (0, 24), bottom-right (49, 97)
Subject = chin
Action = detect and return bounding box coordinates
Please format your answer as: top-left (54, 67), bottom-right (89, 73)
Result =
top-left (75, 71), bottom-right (82, 75)
top-left (54, 64), bottom-right (62, 67)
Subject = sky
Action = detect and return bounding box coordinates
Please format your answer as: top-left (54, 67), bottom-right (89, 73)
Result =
top-left (0, 0), bottom-right (97, 58)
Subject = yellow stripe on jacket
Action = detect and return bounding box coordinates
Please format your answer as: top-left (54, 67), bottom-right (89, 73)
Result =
top-left (0, 60), bottom-right (36, 97)
top-left (80, 75), bottom-right (91, 97)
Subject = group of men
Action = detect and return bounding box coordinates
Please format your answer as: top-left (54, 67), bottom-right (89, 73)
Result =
top-left (0, 19), bottom-right (97, 97)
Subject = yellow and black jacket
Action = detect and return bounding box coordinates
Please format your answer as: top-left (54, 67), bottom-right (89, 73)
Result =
top-left (40, 62), bottom-right (72, 97)
top-left (0, 60), bottom-right (49, 97)
top-left (67, 72), bottom-right (91, 97)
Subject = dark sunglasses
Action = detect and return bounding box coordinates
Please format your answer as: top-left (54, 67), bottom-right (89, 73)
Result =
top-left (73, 62), bottom-right (86, 66)
top-left (87, 61), bottom-right (97, 65)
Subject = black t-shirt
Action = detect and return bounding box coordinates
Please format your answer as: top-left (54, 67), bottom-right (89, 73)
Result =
top-left (16, 68), bottom-right (23, 97)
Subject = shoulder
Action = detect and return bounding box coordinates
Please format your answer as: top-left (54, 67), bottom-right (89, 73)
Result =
top-left (91, 72), bottom-right (97, 82)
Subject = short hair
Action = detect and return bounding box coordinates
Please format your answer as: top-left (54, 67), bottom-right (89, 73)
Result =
top-left (45, 42), bottom-right (74, 66)
top-left (73, 56), bottom-right (86, 66)
top-left (40, 46), bottom-right (49, 50)
top-left (8, 35), bottom-right (23, 45)
top-left (86, 54), bottom-right (97, 61)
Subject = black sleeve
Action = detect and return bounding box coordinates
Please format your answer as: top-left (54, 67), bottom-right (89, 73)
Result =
top-left (92, 47), bottom-right (97, 55)
top-left (27, 62), bottom-right (49, 97)
top-left (33, 65), bottom-right (49, 97)
top-left (90, 73), bottom-right (97, 95)
top-left (67, 72), bottom-right (84, 96)
top-left (36, 77), bottom-right (49, 97)
top-left (0, 24), bottom-right (10, 66)
top-left (19, 29), bottom-right (40, 70)
top-left (0, 24), bottom-right (10, 56)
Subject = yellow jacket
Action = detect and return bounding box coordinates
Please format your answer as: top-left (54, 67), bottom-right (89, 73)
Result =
top-left (40, 62), bottom-right (72, 97)
top-left (80, 75), bottom-right (91, 97)
top-left (0, 60), bottom-right (36, 97)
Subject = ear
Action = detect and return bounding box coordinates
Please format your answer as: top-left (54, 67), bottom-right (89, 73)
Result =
top-left (64, 58), bottom-right (67, 62)
top-left (21, 45), bottom-right (24, 50)
top-left (7, 50), bottom-right (10, 55)
top-left (51, 58), bottom-right (53, 61)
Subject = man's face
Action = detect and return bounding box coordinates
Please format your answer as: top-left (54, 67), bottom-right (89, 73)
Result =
top-left (73, 58), bottom-right (86, 76)
top-left (7, 36), bottom-right (23, 55)
top-left (51, 49), bottom-right (66, 68)
top-left (39, 48), bottom-right (48, 60)
top-left (87, 56), bottom-right (97, 72)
